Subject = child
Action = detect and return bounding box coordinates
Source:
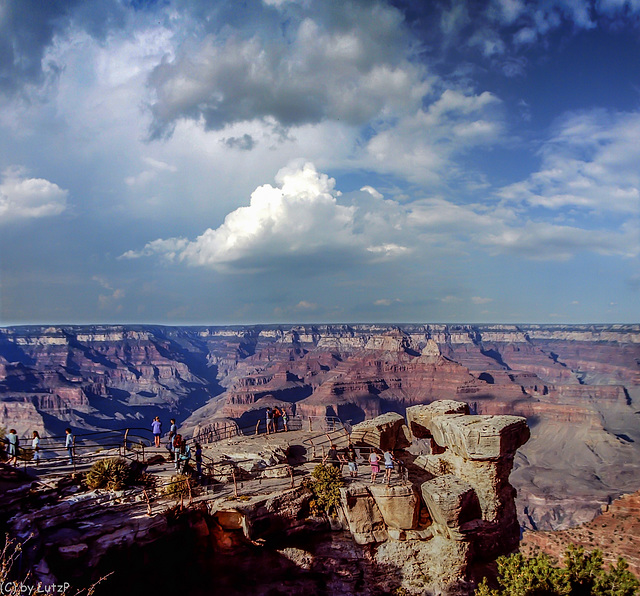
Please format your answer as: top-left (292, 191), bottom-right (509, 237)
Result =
top-left (383, 449), bottom-right (396, 485)
top-left (369, 449), bottom-right (380, 483)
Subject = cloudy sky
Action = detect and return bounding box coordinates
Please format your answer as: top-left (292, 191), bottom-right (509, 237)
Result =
top-left (0, 0), bottom-right (638, 325)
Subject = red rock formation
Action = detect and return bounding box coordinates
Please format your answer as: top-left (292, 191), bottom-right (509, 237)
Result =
top-left (520, 489), bottom-right (640, 577)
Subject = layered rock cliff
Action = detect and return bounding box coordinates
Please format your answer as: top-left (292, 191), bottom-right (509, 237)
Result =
top-left (1, 323), bottom-right (639, 533)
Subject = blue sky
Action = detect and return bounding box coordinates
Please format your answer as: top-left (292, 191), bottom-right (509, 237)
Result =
top-left (0, 0), bottom-right (638, 325)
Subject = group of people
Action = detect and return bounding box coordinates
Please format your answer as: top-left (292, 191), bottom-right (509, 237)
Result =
top-left (152, 416), bottom-right (203, 477)
top-left (265, 407), bottom-right (289, 434)
top-left (323, 442), bottom-right (399, 484)
top-left (3, 428), bottom-right (75, 467)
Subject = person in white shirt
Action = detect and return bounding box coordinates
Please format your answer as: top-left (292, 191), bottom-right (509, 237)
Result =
top-left (32, 430), bottom-right (41, 465)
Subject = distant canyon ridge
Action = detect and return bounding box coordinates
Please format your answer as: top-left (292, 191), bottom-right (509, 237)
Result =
top-left (1, 323), bottom-right (639, 531)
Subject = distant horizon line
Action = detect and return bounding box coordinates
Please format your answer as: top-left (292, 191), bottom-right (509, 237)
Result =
top-left (2, 321), bottom-right (639, 330)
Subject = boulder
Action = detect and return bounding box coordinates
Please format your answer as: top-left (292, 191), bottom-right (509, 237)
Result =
top-left (406, 400), bottom-right (469, 440)
top-left (421, 474), bottom-right (482, 530)
top-left (369, 484), bottom-right (420, 530)
top-left (350, 412), bottom-right (411, 451)
top-left (339, 485), bottom-right (388, 544)
top-left (430, 415), bottom-right (530, 460)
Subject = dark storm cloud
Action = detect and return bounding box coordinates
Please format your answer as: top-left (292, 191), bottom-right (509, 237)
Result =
top-left (146, 0), bottom-right (422, 137)
top-left (0, 0), bottom-right (128, 97)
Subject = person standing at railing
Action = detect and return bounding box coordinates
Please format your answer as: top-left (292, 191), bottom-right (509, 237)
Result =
top-left (32, 431), bottom-right (41, 466)
top-left (282, 409), bottom-right (289, 432)
top-left (273, 407), bottom-right (281, 432)
top-left (65, 428), bottom-right (74, 466)
top-left (151, 416), bottom-right (162, 448)
top-left (194, 442), bottom-right (202, 478)
top-left (383, 449), bottom-right (396, 485)
top-left (169, 418), bottom-right (177, 445)
top-left (266, 408), bottom-right (274, 435)
top-left (6, 429), bottom-right (19, 467)
top-left (345, 441), bottom-right (358, 478)
top-left (323, 444), bottom-right (342, 471)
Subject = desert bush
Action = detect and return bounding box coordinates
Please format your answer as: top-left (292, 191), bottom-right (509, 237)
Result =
top-left (476, 544), bottom-right (639, 596)
top-left (164, 474), bottom-right (196, 500)
top-left (86, 457), bottom-right (137, 491)
top-left (302, 463), bottom-right (344, 516)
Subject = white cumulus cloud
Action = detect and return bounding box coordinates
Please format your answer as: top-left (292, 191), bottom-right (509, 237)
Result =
top-left (123, 162), bottom-right (399, 272)
top-left (0, 167), bottom-right (68, 223)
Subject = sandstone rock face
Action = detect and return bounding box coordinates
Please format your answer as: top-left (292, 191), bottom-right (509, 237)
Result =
top-left (339, 485), bottom-right (388, 544)
top-left (429, 415), bottom-right (530, 461)
top-left (407, 402), bottom-right (529, 562)
top-left (407, 400), bottom-right (470, 439)
top-left (350, 412), bottom-right (411, 451)
top-left (421, 474), bottom-right (481, 529)
top-left (369, 483), bottom-right (420, 530)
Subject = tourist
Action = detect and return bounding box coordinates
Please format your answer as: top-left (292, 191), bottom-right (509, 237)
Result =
top-left (383, 449), bottom-right (396, 485)
top-left (273, 407), bottom-right (281, 432)
top-left (323, 444), bottom-right (341, 470)
top-left (65, 428), bottom-right (74, 466)
top-left (282, 408), bottom-right (289, 432)
top-left (6, 429), bottom-right (19, 467)
top-left (32, 431), bottom-right (41, 466)
top-left (266, 408), bottom-right (274, 435)
top-left (169, 418), bottom-right (177, 444)
top-left (173, 434), bottom-right (182, 470)
top-left (345, 441), bottom-right (358, 478)
top-left (174, 435), bottom-right (191, 473)
top-left (194, 442), bottom-right (203, 477)
top-left (369, 449), bottom-right (380, 483)
top-left (151, 416), bottom-right (162, 447)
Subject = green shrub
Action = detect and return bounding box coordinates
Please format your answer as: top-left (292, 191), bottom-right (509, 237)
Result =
top-left (302, 464), bottom-right (344, 516)
top-left (164, 474), bottom-right (196, 500)
top-left (476, 544), bottom-right (639, 596)
top-left (86, 457), bottom-right (136, 491)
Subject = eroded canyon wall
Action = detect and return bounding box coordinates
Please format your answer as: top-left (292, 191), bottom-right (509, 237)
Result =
top-left (1, 323), bottom-right (639, 530)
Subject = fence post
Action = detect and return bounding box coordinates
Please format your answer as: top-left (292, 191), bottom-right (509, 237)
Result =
top-left (141, 442), bottom-right (145, 462)
top-left (308, 418), bottom-right (312, 432)
top-left (72, 435), bottom-right (77, 474)
top-left (232, 468), bottom-right (238, 498)
top-left (255, 420), bottom-right (260, 436)
top-left (123, 428), bottom-right (129, 452)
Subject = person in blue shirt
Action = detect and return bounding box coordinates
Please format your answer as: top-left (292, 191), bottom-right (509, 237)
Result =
top-left (65, 428), bottom-right (74, 465)
top-left (151, 417), bottom-right (162, 447)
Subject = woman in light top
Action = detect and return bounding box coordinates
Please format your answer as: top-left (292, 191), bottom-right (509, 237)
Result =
top-left (369, 449), bottom-right (380, 483)
top-left (32, 430), bottom-right (41, 466)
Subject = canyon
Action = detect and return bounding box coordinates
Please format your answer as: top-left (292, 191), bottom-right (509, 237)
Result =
top-left (1, 323), bottom-right (639, 535)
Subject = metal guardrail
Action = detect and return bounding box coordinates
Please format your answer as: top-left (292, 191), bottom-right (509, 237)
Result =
top-left (189, 415), bottom-right (304, 445)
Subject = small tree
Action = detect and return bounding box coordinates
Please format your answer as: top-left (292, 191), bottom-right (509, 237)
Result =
top-left (302, 464), bottom-right (344, 516)
top-left (475, 546), bottom-right (639, 596)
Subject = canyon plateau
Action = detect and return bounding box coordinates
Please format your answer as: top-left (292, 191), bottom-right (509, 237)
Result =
top-left (1, 323), bottom-right (639, 534)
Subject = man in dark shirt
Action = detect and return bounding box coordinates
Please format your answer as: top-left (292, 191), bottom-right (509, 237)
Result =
top-left (323, 444), bottom-right (341, 469)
